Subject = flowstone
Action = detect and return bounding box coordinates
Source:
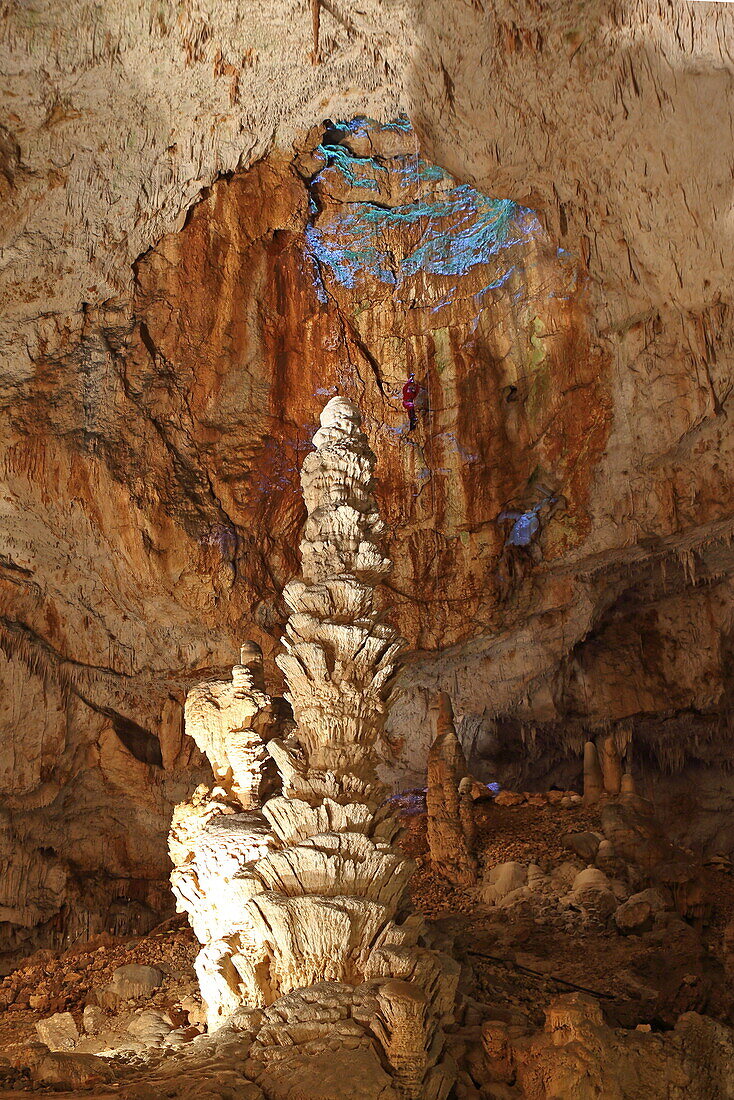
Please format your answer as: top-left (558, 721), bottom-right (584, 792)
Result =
top-left (169, 397), bottom-right (458, 1099)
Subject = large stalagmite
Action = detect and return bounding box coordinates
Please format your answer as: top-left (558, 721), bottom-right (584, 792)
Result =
top-left (169, 396), bottom-right (459, 1099)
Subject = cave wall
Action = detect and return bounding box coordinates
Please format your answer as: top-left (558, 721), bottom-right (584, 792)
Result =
top-left (2, 0), bottom-right (734, 954)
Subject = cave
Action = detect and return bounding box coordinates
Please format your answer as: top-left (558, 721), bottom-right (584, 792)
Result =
top-left (2, 2), bottom-right (734, 1096)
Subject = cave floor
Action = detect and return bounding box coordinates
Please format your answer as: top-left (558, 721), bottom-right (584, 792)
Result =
top-left (406, 799), bottom-right (734, 1030)
top-left (0, 798), bottom-right (733, 1095)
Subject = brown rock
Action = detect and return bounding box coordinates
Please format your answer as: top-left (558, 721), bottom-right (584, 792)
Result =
top-left (562, 831), bottom-right (600, 863)
top-left (614, 898), bottom-right (654, 936)
top-left (494, 792), bottom-right (526, 808)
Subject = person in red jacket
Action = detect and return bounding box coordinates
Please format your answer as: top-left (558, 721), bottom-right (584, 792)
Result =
top-left (402, 372), bottom-right (420, 431)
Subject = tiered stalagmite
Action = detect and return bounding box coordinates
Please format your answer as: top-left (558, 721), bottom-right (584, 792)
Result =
top-left (169, 397), bottom-right (459, 1099)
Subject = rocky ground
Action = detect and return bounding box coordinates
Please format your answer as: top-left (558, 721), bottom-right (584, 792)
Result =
top-left (0, 789), bottom-right (733, 1096)
top-left (407, 795), bottom-right (734, 1031)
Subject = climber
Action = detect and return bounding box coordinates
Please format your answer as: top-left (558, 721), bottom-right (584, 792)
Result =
top-left (402, 372), bottom-right (420, 431)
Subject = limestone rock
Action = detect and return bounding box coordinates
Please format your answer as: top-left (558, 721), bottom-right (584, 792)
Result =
top-left (2, 5), bottom-right (734, 957)
top-left (600, 800), bottom-right (708, 918)
top-left (482, 862), bottom-right (527, 905)
top-left (81, 1005), bottom-right (107, 1035)
top-left (35, 1011), bottom-right (79, 1051)
top-left (614, 897), bottom-right (654, 936)
top-left (184, 643), bottom-right (278, 809)
top-left (168, 398), bottom-right (456, 1097)
top-left (562, 832), bottom-right (600, 863)
top-left (127, 1009), bottom-right (175, 1047)
top-left (504, 992), bottom-right (734, 1099)
top-left (615, 887), bottom-right (671, 935)
top-left (257, 1047), bottom-right (400, 1100)
top-left (597, 733), bottom-right (623, 796)
top-left (103, 963), bottom-right (162, 1003)
top-left (568, 868), bottom-right (617, 922)
top-left (583, 741), bottom-right (604, 806)
top-left (14, 1044), bottom-right (115, 1090)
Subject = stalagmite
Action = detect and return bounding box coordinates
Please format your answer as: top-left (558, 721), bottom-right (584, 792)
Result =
top-left (621, 771), bottom-right (636, 797)
top-left (458, 777), bottom-right (476, 852)
top-left (182, 641), bottom-right (275, 808)
top-left (426, 692), bottom-right (477, 886)
top-left (583, 740), bottom-right (604, 805)
top-left (597, 733), bottom-right (622, 796)
top-left (169, 397), bottom-right (459, 1099)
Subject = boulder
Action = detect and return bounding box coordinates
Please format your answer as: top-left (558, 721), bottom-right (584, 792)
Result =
top-left (497, 886), bottom-right (532, 909)
top-left (526, 864), bottom-right (550, 889)
top-left (569, 867), bottom-right (617, 922)
top-left (35, 1011), bottom-right (79, 1051)
top-left (563, 832), bottom-right (600, 863)
top-left (82, 1004), bottom-right (107, 1035)
top-left (127, 1008), bottom-right (174, 1047)
top-left (13, 1044), bottom-right (114, 1089)
top-left (614, 897), bottom-right (654, 935)
top-left (614, 887), bottom-right (670, 935)
top-left (257, 1047), bottom-right (400, 1100)
top-left (632, 887), bottom-right (671, 913)
top-left (571, 867), bottom-right (610, 893)
top-left (103, 963), bottom-right (163, 1003)
top-left (551, 861), bottom-right (584, 890)
top-left (482, 862), bottom-right (527, 904)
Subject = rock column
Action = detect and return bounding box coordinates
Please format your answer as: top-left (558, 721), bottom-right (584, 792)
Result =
top-left (170, 397), bottom-right (458, 1100)
top-left (426, 692), bottom-right (477, 885)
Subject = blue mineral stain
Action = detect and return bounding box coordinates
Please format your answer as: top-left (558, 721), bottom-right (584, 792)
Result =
top-left (305, 119), bottom-right (541, 294)
top-left (317, 143), bottom-right (385, 191)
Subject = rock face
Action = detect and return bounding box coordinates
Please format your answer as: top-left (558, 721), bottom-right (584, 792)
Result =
top-left (169, 397), bottom-right (459, 1098)
top-left (2, 2), bottom-right (734, 959)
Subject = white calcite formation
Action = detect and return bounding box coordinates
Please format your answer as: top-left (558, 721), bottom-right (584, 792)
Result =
top-left (169, 397), bottom-right (459, 1099)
